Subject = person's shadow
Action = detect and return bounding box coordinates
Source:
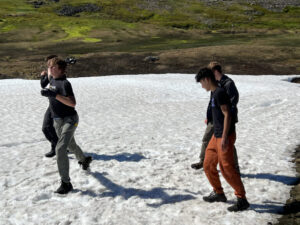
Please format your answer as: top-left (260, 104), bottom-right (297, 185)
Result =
top-left (240, 173), bottom-right (300, 214)
top-left (79, 171), bottom-right (196, 208)
top-left (250, 200), bottom-right (300, 214)
top-left (241, 173), bottom-right (300, 185)
top-left (86, 152), bottom-right (146, 162)
top-left (249, 200), bottom-right (285, 214)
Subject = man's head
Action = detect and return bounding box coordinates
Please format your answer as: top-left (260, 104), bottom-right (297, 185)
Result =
top-left (208, 61), bottom-right (223, 81)
top-left (47, 57), bottom-right (67, 78)
top-left (45, 55), bottom-right (58, 62)
top-left (195, 67), bottom-right (217, 91)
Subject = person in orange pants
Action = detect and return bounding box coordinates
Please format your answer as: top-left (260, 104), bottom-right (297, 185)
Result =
top-left (195, 67), bottom-right (249, 212)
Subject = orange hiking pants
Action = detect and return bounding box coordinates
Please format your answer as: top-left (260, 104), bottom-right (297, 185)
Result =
top-left (203, 133), bottom-right (246, 199)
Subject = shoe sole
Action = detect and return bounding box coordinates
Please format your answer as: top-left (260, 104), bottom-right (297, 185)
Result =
top-left (55, 187), bottom-right (73, 195)
top-left (227, 204), bottom-right (250, 212)
top-left (203, 199), bottom-right (227, 203)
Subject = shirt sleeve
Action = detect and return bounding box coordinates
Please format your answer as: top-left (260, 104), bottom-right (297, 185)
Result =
top-left (40, 75), bottom-right (49, 88)
top-left (64, 81), bottom-right (74, 97)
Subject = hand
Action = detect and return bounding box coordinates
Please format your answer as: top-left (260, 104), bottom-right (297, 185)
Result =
top-left (41, 89), bottom-right (57, 98)
top-left (221, 136), bottom-right (228, 152)
top-left (40, 71), bottom-right (47, 76)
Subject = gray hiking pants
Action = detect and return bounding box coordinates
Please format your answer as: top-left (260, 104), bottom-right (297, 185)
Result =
top-left (199, 122), bottom-right (240, 173)
top-left (53, 114), bottom-right (86, 183)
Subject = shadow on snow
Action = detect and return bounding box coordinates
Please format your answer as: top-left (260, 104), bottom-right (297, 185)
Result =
top-left (241, 173), bottom-right (300, 185)
top-left (249, 201), bottom-right (285, 214)
top-left (78, 171), bottom-right (196, 208)
top-left (86, 152), bottom-right (146, 162)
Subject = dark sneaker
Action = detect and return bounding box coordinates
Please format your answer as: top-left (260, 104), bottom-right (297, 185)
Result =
top-left (203, 191), bottom-right (227, 203)
top-left (191, 160), bottom-right (203, 170)
top-left (45, 149), bottom-right (56, 158)
top-left (78, 156), bottom-right (92, 170)
top-left (227, 198), bottom-right (250, 212)
top-left (55, 181), bottom-right (73, 194)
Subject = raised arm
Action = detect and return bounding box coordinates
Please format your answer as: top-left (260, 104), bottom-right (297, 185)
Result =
top-left (40, 71), bottom-right (49, 88)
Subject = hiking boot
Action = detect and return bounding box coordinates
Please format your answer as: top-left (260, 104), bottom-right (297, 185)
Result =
top-left (191, 160), bottom-right (204, 170)
top-left (78, 156), bottom-right (92, 170)
top-left (227, 198), bottom-right (250, 212)
top-left (45, 149), bottom-right (56, 158)
top-left (203, 191), bottom-right (227, 203)
top-left (55, 181), bottom-right (73, 194)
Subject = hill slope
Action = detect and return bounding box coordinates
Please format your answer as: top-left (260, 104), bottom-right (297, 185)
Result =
top-left (0, 0), bottom-right (300, 78)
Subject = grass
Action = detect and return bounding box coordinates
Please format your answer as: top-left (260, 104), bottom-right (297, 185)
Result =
top-left (0, 0), bottom-right (300, 78)
top-left (1, 0), bottom-right (300, 41)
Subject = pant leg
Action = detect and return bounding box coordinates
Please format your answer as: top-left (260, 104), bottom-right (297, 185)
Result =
top-left (233, 145), bottom-right (240, 173)
top-left (216, 133), bottom-right (246, 199)
top-left (53, 115), bottom-right (79, 183)
top-left (199, 122), bottom-right (214, 161)
top-left (42, 106), bottom-right (58, 149)
top-left (203, 135), bottom-right (224, 194)
top-left (66, 114), bottom-right (86, 162)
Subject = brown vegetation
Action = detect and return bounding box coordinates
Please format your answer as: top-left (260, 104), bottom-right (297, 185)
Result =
top-left (1, 44), bottom-right (299, 80)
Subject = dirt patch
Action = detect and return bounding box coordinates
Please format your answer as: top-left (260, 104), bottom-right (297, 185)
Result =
top-left (275, 145), bottom-right (300, 225)
top-left (291, 77), bottom-right (300, 83)
top-left (0, 45), bottom-right (299, 80)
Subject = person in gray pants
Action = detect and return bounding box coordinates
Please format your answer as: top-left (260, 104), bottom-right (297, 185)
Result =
top-left (191, 62), bottom-right (240, 173)
top-left (40, 57), bottom-right (92, 194)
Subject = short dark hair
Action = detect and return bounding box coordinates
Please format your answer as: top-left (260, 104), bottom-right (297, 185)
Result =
top-left (48, 57), bottom-right (67, 72)
top-left (45, 55), bottom-right (58, 62)
top-left (195, 67), bottom-right (216, 83)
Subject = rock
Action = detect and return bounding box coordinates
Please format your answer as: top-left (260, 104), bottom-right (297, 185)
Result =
top-left (57, 4), bottom-right (101, 17)
top-left (33, 1), bottom-right (45, 8)
top-left (143, 56), bottom-right (160, 63)
top-left (65, 57), bottom-right (77, 65)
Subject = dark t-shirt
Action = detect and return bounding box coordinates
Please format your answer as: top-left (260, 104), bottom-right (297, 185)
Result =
top-left (211, 87), bottom-right (235, 138)
top-left (206, 75), bottom-right (239, 124)
top-left (48, 76), bottom-right (77, 118)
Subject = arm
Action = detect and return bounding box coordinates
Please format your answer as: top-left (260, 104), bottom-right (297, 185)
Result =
top-left (40, 71), bottom-right (49, 88)
top-left (220, 104), bottom-right (232, 151)
top-left (55, 95), bottom-right (76, 108)
top-left (47, 68), bottom-right (52, 81)
top-left (206, 92), bottom-right (213, 124)
top-left (55, 80), bottom-right (76, 107)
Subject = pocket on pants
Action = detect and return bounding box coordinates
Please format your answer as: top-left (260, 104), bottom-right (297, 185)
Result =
top-left (65, 114), bottom-right (78, 127)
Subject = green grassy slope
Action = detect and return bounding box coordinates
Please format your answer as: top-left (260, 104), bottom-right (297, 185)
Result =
top-left (0, 0), bottom-right (299, 77)
top-left (1, 0), bottom-right (299, 43)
